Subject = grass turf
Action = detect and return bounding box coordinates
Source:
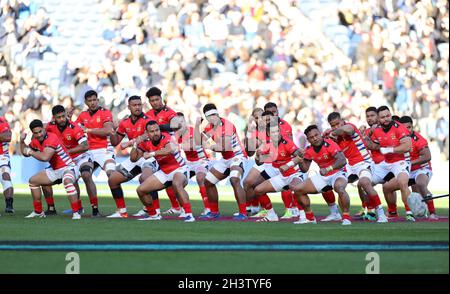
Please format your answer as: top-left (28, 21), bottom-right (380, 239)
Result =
top-left (0, 184), bottom-right (448, 274)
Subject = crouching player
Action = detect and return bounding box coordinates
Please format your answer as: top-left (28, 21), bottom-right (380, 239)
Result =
top-left (195, 103), bottom-right (248, 220)
top-left (131, 121), bottom-right (195, 222)
top-left (326, 112), bottom-right (387, 222)
top-left (291, 125), bottom-right (352, 225)
top-left (249, 123), bottom-right (305, 222)
top-left (20, 120), bottom-right (81, 219)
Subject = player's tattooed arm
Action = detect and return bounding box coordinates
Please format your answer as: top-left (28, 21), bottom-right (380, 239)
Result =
top-left (110, 132), bottom-right (125, 146)
top-left (411, 146), bottom-right (431, 166)
top-left (394, 136), bottom-right (412, 154)
top-left (28, 147), bottom-right (56, 162)
top-left (331, 152), bottom-right (347, 170)
top-left (86, 121), bottom-right (115, 137)
top-left (143, 142), bottom-right (177, 159)
top-left (67, 139), bottom-right (89, 154)
top-left (332, 124), bottom-right (355, 136)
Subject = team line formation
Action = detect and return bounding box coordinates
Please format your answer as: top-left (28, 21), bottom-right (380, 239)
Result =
top-left (0, 87), bottom-right (438, 224)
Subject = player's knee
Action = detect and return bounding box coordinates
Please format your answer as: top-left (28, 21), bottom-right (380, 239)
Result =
top-left (254, 186), bottom-right (264, 197)
top-left (334, 185), bottom-right (346, 194)
top-left (243, 178), bottom-right (253, 190)
top-left (81, 171), bottom-right (92, 181)
top-left (196, 174), bottom-right (206, 185)
top-left (358, 177), bottom-right (371, 189)
top-left (136, 186), bottom-right (145, 196)
top-left (229, 177), bottom-right (241, 187)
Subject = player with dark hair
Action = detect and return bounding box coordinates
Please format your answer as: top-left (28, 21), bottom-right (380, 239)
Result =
top-left (291, 125), bottom-right (352, 225)
top-left (0, 116), bottom-right (14, 214)
top-left (42, 105), bottom-right (99, 216)
top-left (365, 106), bottom-right (414, 221)
top-left (195, 103), bottom-right (248, 220)
top-left (106, 96), bottom-right (159, 218)
top-left (131, 121), bottom-right (194, 222)
top-left (384, 116), bottom-right (437, 220)
top-left (20, 120), bottom-right (81, 219)
top-left (326, 112), bottom-right (387, 223)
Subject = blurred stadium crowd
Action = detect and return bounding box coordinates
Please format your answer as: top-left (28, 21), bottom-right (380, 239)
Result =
top-left (1, 0), bottom-right (448, 157)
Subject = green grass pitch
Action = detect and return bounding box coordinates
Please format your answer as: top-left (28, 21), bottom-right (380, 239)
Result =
top-left (0, 184), bottom-right (448, 274)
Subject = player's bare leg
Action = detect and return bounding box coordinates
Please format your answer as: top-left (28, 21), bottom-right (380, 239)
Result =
top-left (292, 179), bottom-right (319, 224)
top-left (358, 173), bottom-right (387, 222)
top-left (61, 170), bottom-right (82, 220)
top-left (172, 172), bottom-right (195, 222)
top-left (41, 185), bottom-right (57, 215)
top-left (80, 162), bottom-right (100, 216)
top-left (133, 167), bottom-right (158, 216)
top-left (382, 179), bottom-right (399, 218)
top-left (26, 170), bottom-right (54, 218)
top-left (413, 174), bottom-right (437, 219)
top-left (354, 185), bottom-right (368, 218)
top-left (107, 171), bottom-right (130, 218)
top-left (203, 168), bottom-right (227, 218)
top-left (250, 180), bottom-right (278, 222)
top-left (1, 170), bottom-right (14, 213)
top-left (196, 170), bottom-right (210, 215)
top-left (243, 168), bottom-right (266, 215)
top-left (229, 166), bottom-right (247, 219)
top-left (136, 175), bottom-right (165, 220)
top-left (333, 177), bottom-right (352, 225)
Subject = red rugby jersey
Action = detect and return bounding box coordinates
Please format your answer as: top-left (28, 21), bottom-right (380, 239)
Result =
top-left (303, 138), bottom-right (344, 176)
top-left (333, 123), bottom-right (372, 166)
top-left (371, 122), bottom-right (410, 164)
top-left (259, 136), bottom-right (300, 176)
top-left (278, 118), bottom-right (293, 139)
top-left (29, 132), bottom-right (75, 170)
top-left (75, 107), bottom-right (113, 150)
top-left (410, 131), bottom-right (432, 171)
top-left (46, 120), bottom-right (87, 159)
top-left (138, 133), bottom-right (185, 174)
top-left (177, 126), bottom-right (208, 162)
top-left (0, 117), bottom-right (11, 156)
top-left (145, 105), bottom-right (177, 125)
top-left (116, 114), bottom-right (150, 140)
top-left (204, 118), bottom-right (247, 160)
top-left (364, 128), bottom-right (384, 164)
